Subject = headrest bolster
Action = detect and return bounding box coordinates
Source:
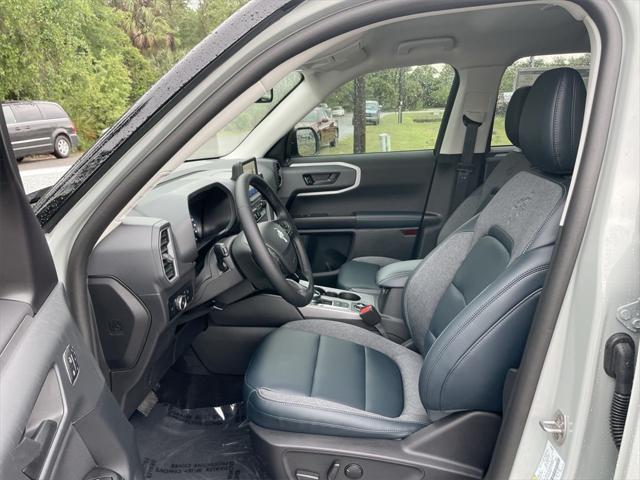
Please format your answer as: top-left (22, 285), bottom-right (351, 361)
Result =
top-left (519, 68), bottom-right (586, 175)
top-left (504, 86), bottom-right (530, 147)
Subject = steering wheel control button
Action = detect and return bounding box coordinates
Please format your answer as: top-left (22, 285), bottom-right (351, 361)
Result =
top-left (295, 470), bottom-right (319, 480)
top-left (63, 345), bottom-right (79, 385)
top-left (344, 463), bottom-right (364, 479)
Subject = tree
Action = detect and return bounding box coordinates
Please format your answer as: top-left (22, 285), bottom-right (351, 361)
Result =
top-left (0, 0), bottom-right (250, 148)
top-left (352, 76), bottom-right (366, 154)
top-left (109, 0), bottom-right (174, 53)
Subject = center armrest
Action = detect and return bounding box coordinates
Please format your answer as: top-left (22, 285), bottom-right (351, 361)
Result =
top-left (376, 259), bottom-right (422, 288)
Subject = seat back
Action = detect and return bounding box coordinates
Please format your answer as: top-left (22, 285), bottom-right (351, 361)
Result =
top-left (402, 68), bottom-right (586, 415)
top-left (436, 86), bottom-right (532, 243)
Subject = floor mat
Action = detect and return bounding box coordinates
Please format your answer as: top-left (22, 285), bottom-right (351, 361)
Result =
top-left (131, 403), bottom-right (270, 480)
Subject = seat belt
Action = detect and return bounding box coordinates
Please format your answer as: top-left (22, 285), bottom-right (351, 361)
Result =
top-left (451, 114), bottom-right (483, 212)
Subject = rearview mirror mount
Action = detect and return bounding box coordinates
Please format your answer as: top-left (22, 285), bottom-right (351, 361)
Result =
top-left (256, 89), bottom-right (274, 103)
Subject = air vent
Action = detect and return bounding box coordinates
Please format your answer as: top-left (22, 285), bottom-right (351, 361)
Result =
top-left (159, 227), bottom-right (177, 281)
top-left (274, 162), bottom-right (282, 188)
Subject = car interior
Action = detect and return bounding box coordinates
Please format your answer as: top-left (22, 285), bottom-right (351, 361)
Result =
top-left (1, 2), bottom-right (599, 480)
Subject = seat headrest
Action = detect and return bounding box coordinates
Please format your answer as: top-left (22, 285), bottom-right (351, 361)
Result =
top-left (504, 86), bottom-right (530, 147)
top-left (519, 68), bottom-right (586, 175)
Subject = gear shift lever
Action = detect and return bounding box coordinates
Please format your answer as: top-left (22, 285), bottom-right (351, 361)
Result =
top-left (312, 288), bottom-right (322, 303)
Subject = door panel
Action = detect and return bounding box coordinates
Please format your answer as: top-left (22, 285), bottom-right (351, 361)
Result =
top-left (281, 151), bottom-right (437, 284)
top-left (0, 289), bottom-right (142, 480)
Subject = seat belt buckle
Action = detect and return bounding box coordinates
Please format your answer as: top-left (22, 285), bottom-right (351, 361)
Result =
top-left (359, 305), bottom-right (388, 338)
top-left (359, 305), bottom-right (381, 325)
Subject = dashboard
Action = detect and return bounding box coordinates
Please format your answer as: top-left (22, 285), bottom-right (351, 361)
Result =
top-left (86, 157), bottom-right (282, 414)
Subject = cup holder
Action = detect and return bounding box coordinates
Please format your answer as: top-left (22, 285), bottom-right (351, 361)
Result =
top-left (324, 291), bottom-right (338, 298)
top-left (338, 292), bottom-right (361, 301)
top-left (315, 287), bottom-right (326, 296)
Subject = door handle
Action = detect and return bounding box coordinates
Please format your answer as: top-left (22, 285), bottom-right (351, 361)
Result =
top-left (15, 419), bottom-right (58, 480)
top-left (303, 172), bottom-right (339, 186)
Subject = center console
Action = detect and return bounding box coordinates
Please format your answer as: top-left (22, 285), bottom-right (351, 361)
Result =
top-left (298, 283), bottom-right (411, 343)
top-left (299, 285), bottom-right (378, 322)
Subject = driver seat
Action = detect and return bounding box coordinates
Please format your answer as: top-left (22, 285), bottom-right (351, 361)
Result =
top-left (244, 68), bottom-right (585, 440)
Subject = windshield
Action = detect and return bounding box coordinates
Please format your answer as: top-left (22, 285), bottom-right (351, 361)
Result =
top-left (188, 71), bottom-right (303, 160)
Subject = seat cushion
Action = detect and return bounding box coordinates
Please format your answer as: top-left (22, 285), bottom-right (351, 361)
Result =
top-left (244, 320), bottom-right (429, 439)
top-left (336, 256), bottom-right (398, 292)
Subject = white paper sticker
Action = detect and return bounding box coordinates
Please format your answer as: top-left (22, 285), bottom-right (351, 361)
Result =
top-left (532, 441), bottom-right (565, 480)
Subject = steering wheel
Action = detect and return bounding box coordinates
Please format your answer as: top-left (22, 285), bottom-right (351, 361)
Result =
top-left (234, 173), bottom-right (314, 307)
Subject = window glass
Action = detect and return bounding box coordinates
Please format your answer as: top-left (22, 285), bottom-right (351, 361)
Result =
top-left (38, 103), bottom-right (66, 119)
top-left (188, 71), bottom-right (303, 160)
top-left (297, 64), bottom-right (455, 156)
top-left (2, 106), bottom-right (16, 124)
top-left (492, 53), bottom-right (590, 146)
top-left (11, 103), bottom-right (42, 123)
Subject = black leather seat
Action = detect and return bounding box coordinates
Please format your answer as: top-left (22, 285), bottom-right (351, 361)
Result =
top-left (244, 68), bottom-right (586, 439)
top-left (336, 86), bottom-right (532, 293)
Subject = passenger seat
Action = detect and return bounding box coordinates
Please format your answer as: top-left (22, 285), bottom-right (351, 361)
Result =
top-left (336, 86), bottom-right (532, 294)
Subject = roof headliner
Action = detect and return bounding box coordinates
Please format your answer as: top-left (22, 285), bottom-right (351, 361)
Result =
top-left (304, 3), bottom-right (589, 75)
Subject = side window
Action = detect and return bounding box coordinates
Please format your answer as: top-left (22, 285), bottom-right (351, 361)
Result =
top-left (11, 104), bottom-right (42, 123)
top-left (2, 106), bottom-right (16, 125)
top-left (492, 53), bottom-right (590, 146)
top-left (38, 103), bottom-right (66, 119)
top-left (297, 64), bottom-right (455, 157)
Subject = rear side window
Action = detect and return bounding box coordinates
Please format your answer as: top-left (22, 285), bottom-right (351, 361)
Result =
top-left (38, 103), bottom-right (66, 119)
top-left (492, 53), bottom-right (590, 146)
top-left (2, 106), bottom-right (16, 124)
top-left (11, 104), bottom-right (42, 123)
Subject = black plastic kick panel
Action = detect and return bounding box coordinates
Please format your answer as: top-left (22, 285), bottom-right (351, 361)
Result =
top-left (89, 277), bottom-right (151, 371)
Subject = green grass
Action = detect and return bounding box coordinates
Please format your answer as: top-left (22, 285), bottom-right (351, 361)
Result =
top-left (318, 109), bottom-right (512, 156)
top-left (320, 109), bottom-right (444, 156)
top-left (491, 114), bottom-right (511, 146)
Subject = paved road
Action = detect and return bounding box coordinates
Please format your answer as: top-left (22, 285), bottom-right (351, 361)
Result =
top-left (18, 153), bottom-right (82, 194)
top-left (334, 111), bottom-right (394, 140)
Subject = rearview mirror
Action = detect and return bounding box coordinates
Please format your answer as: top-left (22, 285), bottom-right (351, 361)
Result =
top-left (294, 127), bottom-right (319, 156)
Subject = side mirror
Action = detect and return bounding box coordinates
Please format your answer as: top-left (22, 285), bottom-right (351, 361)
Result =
top-left (256, 89), bottom-right (274, 103)
top-left (295, 127), bottom-right (319, 156)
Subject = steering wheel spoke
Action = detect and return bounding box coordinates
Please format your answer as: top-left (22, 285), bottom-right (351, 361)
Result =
top-left (277, 218), bottom-right (295, 238)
